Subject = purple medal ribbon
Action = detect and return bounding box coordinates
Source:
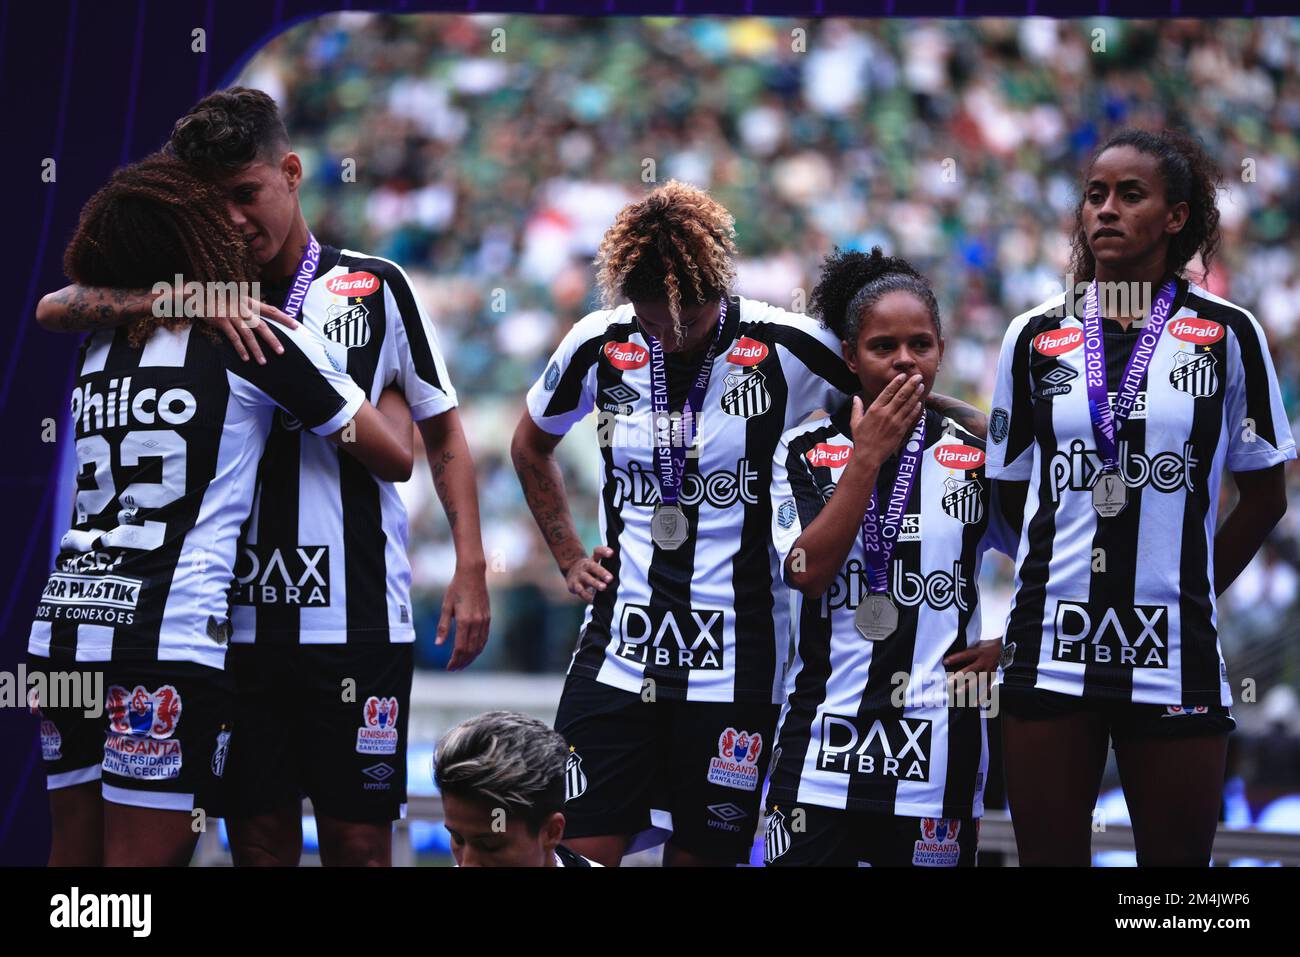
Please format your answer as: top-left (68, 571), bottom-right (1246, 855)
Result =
top-left (645, 298), bottom-right (728, 507)
top-left (1081, 279), bottom-right (1178, 469)
top-left (281, 232), bottom-right (322, 321)
top-left (860, 413), bottom-right (927, 594)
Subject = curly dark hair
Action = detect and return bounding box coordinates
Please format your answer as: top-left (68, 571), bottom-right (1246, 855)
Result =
top-left (594, 180), bottom-right (738, 342)
top-left (1068, 128), bottom-right (1222, 283)
top-left (167, 86), bottom-right (290, 174)
top-left (64, 154), bottom-right (259, 347)
top-left (810, 246), bottom-right (941, 345)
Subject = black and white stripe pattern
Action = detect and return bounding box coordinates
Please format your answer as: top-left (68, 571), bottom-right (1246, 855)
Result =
top-left (526, 297), bottom-right (859, 704)
top-left (29, 322), bottom-right (364, 668)
top-left (986, 279), bottom-right (1296, 706)
top-left (766, 409), bottom-right (1013, 818)
top-left (231, 246), bottom-right (458, 646)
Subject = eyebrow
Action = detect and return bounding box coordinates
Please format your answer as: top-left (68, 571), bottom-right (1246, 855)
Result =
top-left (1086, 178), bottom-right (1149, 190)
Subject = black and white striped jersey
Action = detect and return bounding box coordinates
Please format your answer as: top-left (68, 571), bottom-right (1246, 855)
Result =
top-left (231, 246), bottom-right (457, 646)
top-left (28, 322), bottom-right (364, 669)
top-left (767, 408), bottom-right (1013, 817)
top-left (527, 296), bottom-right (858, 704)
top-left (986, 278), bottom-right (1296, 706)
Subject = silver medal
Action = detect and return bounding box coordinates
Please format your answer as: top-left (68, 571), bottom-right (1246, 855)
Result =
top-left (855, 594), bottom-right (899, 642)
top-left (651, 504), bottom-right (689, 550)
top-left (1091, 472), bottom-right (1128, 518)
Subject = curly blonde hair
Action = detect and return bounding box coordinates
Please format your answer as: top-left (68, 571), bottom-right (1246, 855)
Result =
top-left (594, 180), bottom-right (738, 343)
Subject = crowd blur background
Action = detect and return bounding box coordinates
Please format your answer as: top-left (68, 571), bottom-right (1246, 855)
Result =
top-left (232, 14), bottom-right (1300, 837)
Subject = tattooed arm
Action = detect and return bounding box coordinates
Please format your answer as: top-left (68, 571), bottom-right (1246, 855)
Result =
top-left (927, 390), bottom-right (988, 439)
top-left (36, 282), bottom-right (295, 364)
top-left (510, 410), bottom-right (612, 603)
top-left (36, 284), bottom-right (156, 333)
top-left (417, 407), bottom-right (489, 671)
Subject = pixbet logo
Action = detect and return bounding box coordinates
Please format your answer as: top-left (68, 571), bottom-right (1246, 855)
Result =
top-left (1048, 439), bottom-right (1197, 501)
top-left (608, 459), bottom-right (759, 509)
top-left (821, 559), bottom-right (972, 617)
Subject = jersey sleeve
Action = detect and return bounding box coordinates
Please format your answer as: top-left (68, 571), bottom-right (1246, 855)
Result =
top-left (980, 477), bottom-right (1020, 560)
top-left (771, 425), bottom-right (828, 576)
top-left (1224, 309), bottom-right (1297, 471)
top-left (985, 312), bottom-right (1038, 481)
top-left (227, 322), bottom-right (365, 435)
top-left (380, 259), bottom-right (459, 421)
top-left (765, 305), bottom-right (860, 428)
top-left (525, 311), bottom-right (609, 436)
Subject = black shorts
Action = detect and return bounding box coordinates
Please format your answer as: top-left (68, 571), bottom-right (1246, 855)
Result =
top-left (555, 674), bottom-right (779, 864)
top-left (28, 654), bottom-right (233, 814)
top-left (222, 643), bottom-right (414, 823)
top-left (764, 802), bottom-right (978, 868)
top-left (998, 686), bottom-right (1236, 742)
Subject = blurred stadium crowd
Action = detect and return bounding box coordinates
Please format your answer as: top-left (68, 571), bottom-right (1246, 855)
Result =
top-left (236, 15), bottom-right (1300, 718)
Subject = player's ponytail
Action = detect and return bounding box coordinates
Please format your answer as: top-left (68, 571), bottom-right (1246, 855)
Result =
top-left (810, 246), bottom-right (941, 345)
top-left (1068, 127), bottom-right (1223, 283)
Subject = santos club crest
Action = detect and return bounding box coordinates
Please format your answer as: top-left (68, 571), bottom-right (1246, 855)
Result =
top-left (324, 302), bottom-right (372, 349)
top-left (941, 478), bottom-right (983, 525)
top-left (1169, 350), bottom-right (1218, 398)
top-left (721, 369), bottom-right (771, 419)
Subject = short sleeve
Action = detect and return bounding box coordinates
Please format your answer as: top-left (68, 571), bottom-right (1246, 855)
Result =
top-left (1223, 309), bottom-right (1297, 472)
top-left (985, 313), bottom-right (1038, 481)
top-left (380, 260), bottom-right (459, 421)
top-left (526, 312), bottom-right (609, 436)
top-left (771, 425), bottom-right (829, 577)
top-left (227, 322), bottom-right (364, 436)
top-left (979, 478), bottom-right (1020, 560)
top-left (766, 306), bottom-right (859, 428)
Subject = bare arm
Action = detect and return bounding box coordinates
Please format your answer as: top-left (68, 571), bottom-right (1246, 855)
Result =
top-left (1214, 464), bottom-right (1288, 596)
top-left (327, 386), bottom-right (414, 483)
top-left (927, 391), bottom-right (987, 439)
top-left (37, 282), bottom-right (296, 364)
top-left (510, 410), bottom-right (612, 602)
top-left (417, 408), bottom-right (490, 671)
top-left (786, 375), bottom-right (925, 597)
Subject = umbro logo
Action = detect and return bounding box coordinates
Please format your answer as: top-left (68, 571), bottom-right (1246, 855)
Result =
top-left (600, 382), bottom-right (639, 415)
top-left (1034, 364), bottom-right (1078, 398)
top-left (362, 762), bottom-right (394, 782)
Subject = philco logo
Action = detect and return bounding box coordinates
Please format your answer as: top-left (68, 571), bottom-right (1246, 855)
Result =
top-left (934, 444), bottom-right (984, 470)
top-left (604, 341), bottom-right (649, 370)
top-left (1033, 327), bottom-right (1083, 356)
top-left (326, 271), bottom-right (380, 297)
top-left (1168, 317), bottom-right (1223, 344)
top-left (806, 443), bottom-right (852, 468)
top-left (727, 337), bottom-right (768, 366)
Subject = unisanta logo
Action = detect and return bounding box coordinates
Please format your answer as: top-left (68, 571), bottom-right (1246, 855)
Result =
top-left (934, 444), bottom-right (984, 470)
top-left (325, 271), bottom-right (380, 297)
top-left (806, 442), bottom-right (852, 468)
top-left (603, 341), bottom-right (649, 370)
top-left (1168, 317), bottom-right (1224, 344)
top-left (727, 337), bottom-right (768, 366)
top-left (1033, 327), bottom-right (1083, 356)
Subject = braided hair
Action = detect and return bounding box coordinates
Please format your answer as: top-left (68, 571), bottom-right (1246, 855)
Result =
top-left (64, 154), bottom-right (258, 347)
top-left (809, 246), bottom-right (941, 346)
top-left (1068, 128), bottom-right (1223, 283)
top-left (594, 180), bottom-right (738, 343)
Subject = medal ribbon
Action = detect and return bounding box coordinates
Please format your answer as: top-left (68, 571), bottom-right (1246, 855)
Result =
top-left (281, 232), bottom-right (322, 321)
top-left (860, 413), bottom-right (927, 595)
top-left (645, 298), bottom-right (728, 507)
top-left (1081, 278), bottom-right (1177, 470)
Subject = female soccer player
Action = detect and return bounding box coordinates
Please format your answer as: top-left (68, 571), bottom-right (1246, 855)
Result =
top-left (512, 181), bottom-right (987, 866)
top-left (26, 156), bottom-right (413, 866)
top-left (764, 248), bottom-right (1012, 867)
top-left (986, 129), bottom-right (1295, 866)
